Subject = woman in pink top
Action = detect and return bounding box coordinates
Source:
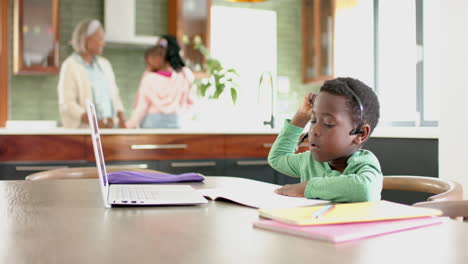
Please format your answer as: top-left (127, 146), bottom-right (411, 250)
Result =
top-left (126, 35), bottom-right (195, 128)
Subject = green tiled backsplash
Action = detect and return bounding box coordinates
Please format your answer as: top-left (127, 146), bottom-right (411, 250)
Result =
top-left (8, 0), bottom-right (319, 123)
top-left (135, 0), bottom-right (168, 36)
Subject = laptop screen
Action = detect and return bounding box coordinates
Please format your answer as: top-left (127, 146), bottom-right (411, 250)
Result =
top-left (86, 101), bottom-right (109, 190)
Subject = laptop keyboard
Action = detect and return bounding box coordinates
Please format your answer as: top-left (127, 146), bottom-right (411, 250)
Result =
top-left (111, 185), bottom-right (159, 203)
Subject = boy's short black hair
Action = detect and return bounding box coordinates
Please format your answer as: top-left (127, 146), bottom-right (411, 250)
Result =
top-left (320, 77), bottom-right (380, 133)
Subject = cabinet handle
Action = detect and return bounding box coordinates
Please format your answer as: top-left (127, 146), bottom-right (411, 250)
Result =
top-left (170, 161), bottom-right (216, 168)
top-left (262, 143), bottom-right (307, 149)
top-left (236, 160), bottom-right (269, 166)
top-left (131, 144), bottom-right (187, 150)
top-left (106, 164), bottom-right (149, 169)
top-left (15, 165), bottom-right (69, 171)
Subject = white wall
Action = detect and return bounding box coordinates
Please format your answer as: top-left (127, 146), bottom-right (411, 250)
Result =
top-left (439, 0), bottom-right (468, 198)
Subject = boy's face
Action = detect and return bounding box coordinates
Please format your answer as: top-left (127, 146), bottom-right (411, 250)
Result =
top-left (308, 91), bottom-right (359, 164)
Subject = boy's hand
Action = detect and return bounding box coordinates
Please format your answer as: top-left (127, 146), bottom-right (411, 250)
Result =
top-left (274, 181), bottom-right (309, 197)
top-left (291, 93), bottom-right (317, 128)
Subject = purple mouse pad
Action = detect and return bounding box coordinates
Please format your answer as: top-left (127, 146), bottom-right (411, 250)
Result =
top-left (107, 171), bottom-right (205, 184)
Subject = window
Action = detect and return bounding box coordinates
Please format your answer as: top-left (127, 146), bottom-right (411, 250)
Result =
top-left (210, 6), bottom-right (277, 128)
top-left (335, 0), bottom-right (440, 127)
top-left (375, 0), bottom-right (439, 127)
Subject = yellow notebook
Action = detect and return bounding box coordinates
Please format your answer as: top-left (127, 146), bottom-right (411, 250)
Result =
top-left (258, 200), bottom-right (443, 226)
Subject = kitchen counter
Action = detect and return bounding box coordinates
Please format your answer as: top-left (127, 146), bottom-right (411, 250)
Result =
top-left (0, 127), bottom-right (281, 135)
top-left (0, 125), bottom-right (439, 181)
top-left (0, 125), bottom-right (439, 138)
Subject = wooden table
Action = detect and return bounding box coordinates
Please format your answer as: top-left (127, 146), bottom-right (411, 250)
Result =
top-left (1, 177), bottom-right (467, 264)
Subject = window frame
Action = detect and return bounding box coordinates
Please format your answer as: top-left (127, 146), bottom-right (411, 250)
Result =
top-left (374, 0), bottom-right (438, 128)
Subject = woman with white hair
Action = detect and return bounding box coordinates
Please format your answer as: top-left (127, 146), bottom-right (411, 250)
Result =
top-left (57, 19), bottom-right (125, 128)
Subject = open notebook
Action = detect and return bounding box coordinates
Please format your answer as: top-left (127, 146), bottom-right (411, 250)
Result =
top-left (198, 187), bottom-right (329, 209)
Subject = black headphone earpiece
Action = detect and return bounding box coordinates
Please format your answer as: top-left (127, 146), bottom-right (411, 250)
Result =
top-left (349, 129), bottom-right (363, 136)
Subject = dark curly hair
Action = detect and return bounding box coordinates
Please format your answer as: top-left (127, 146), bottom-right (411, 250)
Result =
top-left (320, 77), bottom-right (380, 134)
top-left (158, 34), bottom-right (185, 71)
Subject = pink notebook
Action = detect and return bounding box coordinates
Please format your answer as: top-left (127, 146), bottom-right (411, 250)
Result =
top-left (253, 217), bottom-right (445, 243)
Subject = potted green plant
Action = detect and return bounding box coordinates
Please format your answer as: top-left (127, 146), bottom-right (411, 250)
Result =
top-left (184, 35), bottom-right (239, 104)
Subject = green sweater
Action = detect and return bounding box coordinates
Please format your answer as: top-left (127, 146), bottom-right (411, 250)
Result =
top-left (268, 120), bottom-right (383, 202)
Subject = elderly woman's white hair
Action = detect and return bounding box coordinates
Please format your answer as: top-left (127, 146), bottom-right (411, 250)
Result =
top-left (70, 19), bottom-right (102, 53)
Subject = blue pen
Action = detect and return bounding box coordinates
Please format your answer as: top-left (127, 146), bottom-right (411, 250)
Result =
top-left (311, 204), bottom-right (334, 219)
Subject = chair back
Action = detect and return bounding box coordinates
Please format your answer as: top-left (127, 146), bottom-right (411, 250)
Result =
top-left (414, 200), bottom-right (468, 222)
top-left (383, 176), bottom-right (463, 203)
top-left (25, 167), bottom-right (164, 181)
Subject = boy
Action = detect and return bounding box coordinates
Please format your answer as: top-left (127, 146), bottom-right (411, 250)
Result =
top-left (268, 77), bottom-right (382, 202)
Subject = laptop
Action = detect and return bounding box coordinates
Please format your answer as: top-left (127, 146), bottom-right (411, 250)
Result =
top-left (86, 101), bottom-right (208, 208)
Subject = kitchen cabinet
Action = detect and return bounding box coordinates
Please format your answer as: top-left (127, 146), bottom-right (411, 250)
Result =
top-left (225, 135), bottom-right (277, 159)
top-left (159, 159), bottom-right (224, 176)
top-left (224, 135), bottom-right (278, 183)
top-left (0, 161), bottom-right (86, 180)
top-left (168, 0), bottom-right (211, 73)
top-left (0, 133), bottom-right (440, 204)
top-left (224, 158), bottom-right (275, 183)
top-left (85, 134), bottom-right (225, 161)
top-left (0, 134), bottom-right (86, 180)
top-left (0, 135), bottom-right (85, 162)
top-left (225, 134), bottom-right (309, 159)
top-left (275, 172), bottom-right (300, 185)
top-left (302, 0), bottom-right (335, 83)
top-left (13, 0), bottom-right (60, 74)
top-left (0, 133), bottom-right (304, 182)
top-left (0, 133), bottom-right (438, 192)
top-left (224, 135), bottom-right (308, 184)
top-left (86, 160), bottom-right (157, 171)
